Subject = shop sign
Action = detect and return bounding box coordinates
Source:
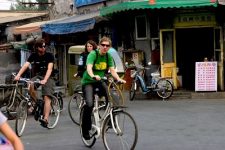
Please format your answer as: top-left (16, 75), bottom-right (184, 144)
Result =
top-left (218, 0), bottom-right (225, 5)
top-left (174, 13), bottom-right (216, 27)
top-left (195, 62), bottom-right (217, 91)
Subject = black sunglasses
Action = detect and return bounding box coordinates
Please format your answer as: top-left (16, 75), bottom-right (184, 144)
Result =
top-left (101, 44), bottom-right (110, 47)
top-left (39, 45), bottom-right (46, 48)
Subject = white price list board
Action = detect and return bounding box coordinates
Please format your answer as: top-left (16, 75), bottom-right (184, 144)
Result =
top-left (195, 62), bottom-right (217, 91)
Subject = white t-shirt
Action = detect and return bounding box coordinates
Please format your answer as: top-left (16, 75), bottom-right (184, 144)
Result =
top-left (0, 112), bottom-right (7, 126)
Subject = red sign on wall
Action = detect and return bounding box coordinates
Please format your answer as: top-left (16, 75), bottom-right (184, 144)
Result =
top-left (195, 62), bottom-right (217, 91)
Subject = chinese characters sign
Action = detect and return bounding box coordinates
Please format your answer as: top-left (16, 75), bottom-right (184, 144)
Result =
top-left (195, 62), bottom-right (217, 91)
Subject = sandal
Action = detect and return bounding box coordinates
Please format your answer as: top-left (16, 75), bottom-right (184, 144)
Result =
top-left (39, 118), bottom-right (48, 128)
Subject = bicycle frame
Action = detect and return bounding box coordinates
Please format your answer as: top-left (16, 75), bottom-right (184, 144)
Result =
top-left (7, 81), bottom-right (30, 111)
top-left (92, 96), bottom-right (123, 138)
top-left (132, 67), bottom-right (161, 93)
top-left (133, 70), bottom-right (150, 93)
top-left (92, 95), bottom-right (110, 138)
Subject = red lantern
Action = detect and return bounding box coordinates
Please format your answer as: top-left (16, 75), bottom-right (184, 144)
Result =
top-left (149, 0), bottom-right (156, 5)
top-left (210, 0), bottom-right (216, 3)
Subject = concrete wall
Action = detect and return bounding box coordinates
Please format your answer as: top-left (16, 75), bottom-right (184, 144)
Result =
top-left (0, 50), bottom-right (20, 83)
top-left (49, 0), bottom-right (73, 19)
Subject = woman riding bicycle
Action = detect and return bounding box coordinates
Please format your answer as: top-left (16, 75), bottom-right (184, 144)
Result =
top-left (81, 37), bottom-right (126, 140)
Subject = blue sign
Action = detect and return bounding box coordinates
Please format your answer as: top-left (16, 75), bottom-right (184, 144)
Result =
top-left (75, 0), bottom-right (105, 7)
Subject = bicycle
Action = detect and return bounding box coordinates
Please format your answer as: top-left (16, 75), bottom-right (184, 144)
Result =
top-left (68, 84), bottom-right (108, 126)
top-left (68, 85), bottom-right (83, 125)
top-left (14, 75), bottom-right (60, 137)
top-left (0, 74), bottom-right (27, 119)
top-left (79, 77), bottom-right (138, 150)
top-left (129, 62), bottom-right (174, 100)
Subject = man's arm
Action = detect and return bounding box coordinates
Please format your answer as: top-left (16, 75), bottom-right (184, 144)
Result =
top-left (41, 62), bottom-right (53, 85)
top-left (109, 67), bottom-right (126, 83)
top-left (14, 62), bottom-right (30, 80)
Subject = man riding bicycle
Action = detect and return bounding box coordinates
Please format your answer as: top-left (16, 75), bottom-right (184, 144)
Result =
top-left (14, 38), bottom-right (55, 128)
top-left (81, 36), bottom-right (126, 140)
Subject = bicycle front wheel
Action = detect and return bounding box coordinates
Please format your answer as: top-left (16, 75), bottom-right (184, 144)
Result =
top-left (156, 79), bottom-right (173, 99)
top-left (129, 80), bottom-right (137, 101)
top-left (15, 100), bottom-right (28, 137)
top-left (68, 93), bottom-right (83, 125)
top-left (47, 96), bottom-right (60, 129)
top-left (80, 107), bottom-right (96, 148)
top-left (102, 110), bottom-right (138, 150)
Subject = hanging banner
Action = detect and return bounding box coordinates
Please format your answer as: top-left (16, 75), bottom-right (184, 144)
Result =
top-left (195, 62), bottom-right (217, 91)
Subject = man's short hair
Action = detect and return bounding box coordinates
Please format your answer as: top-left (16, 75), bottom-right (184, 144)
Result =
top-left (34, 39), bottom-right (45, 49)
top-left (99, 36), bottom-right (112, 46)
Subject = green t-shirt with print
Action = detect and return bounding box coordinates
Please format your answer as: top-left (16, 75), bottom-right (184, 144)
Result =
top-left (81, 49), bottom-right (114, 85)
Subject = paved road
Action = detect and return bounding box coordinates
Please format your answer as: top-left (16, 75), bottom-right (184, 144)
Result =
top-left (6, 97), bottom-right (225, 150)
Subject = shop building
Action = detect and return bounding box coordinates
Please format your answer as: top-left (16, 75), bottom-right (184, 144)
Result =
top-left (100, 0), bottom-right (225, 91)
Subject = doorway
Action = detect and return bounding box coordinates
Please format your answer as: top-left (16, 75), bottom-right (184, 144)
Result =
top-left (176, 27), bottom-right (214, 90)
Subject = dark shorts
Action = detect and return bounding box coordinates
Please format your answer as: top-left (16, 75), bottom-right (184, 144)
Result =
top-left (31, 76), bottom-right (55, 97)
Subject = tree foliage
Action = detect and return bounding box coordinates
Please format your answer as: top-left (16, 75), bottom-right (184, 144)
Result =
top-left (36, 0), bottom-right (48, 10)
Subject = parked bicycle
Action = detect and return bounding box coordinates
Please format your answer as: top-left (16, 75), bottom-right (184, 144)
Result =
top-left (79, 77), bottom-right (138, 150)
top-left (0, 83), bottom-right (20, 118)
top-left (68, 85), bottom-right (83, 125)
top-left (13, 75), bottom-right (60, 137)
top-left (128, 62), bottom-right (173, 100)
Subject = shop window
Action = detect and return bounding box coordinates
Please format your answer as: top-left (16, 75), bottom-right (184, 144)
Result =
top-left (70, 54), bottom-right (80, 65)
top-left (214, 28), bottom-right (221, 61)
top-left (135, 15), bottom-right (147, 40)
top-left (150, 15), bottom-right (159, 38)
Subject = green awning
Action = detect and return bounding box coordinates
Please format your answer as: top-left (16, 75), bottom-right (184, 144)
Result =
top-left (100, 0), bottom-right (218, 16)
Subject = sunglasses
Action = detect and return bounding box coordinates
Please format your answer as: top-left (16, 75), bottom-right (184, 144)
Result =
top-left (39, 45), bottom-right (46, 48)
top-left (101, 44), bottom-right (110, 48)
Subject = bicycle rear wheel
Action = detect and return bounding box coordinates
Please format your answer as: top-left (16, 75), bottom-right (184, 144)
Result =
top-left (80, 107), bottom-right (96, 147)
top-left (15, 100), bottom-right (28, 137)
top-left (47, 96), bottom-right (60, 129)
top-left (53, 92), bottom-right (63, 112)
top-left (102, 110), bottom-right (138, 150)
top-left (156, 79), bottom-right (173, 99)
top-left (68, 93), bottom-right (83, 125)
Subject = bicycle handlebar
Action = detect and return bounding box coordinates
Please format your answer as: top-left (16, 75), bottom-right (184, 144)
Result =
top-left (93, 76), bottom-right (125, 84)
top-left (12, 73), bottom-right (41, 85)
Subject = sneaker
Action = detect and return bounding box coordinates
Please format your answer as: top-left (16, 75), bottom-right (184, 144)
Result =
top-left (82, 130), bottom-right (91, 140)
top-left (28, 106), bottom-right (34, 113)
top-left (39, 118), bottom-right (48, 128)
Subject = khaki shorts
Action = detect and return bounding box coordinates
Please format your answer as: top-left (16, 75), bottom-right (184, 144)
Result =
top-left (31, 76), bottom-right (55, 97)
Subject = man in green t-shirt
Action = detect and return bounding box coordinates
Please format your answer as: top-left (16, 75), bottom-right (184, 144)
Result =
top-left (81, 37), bottom-right (126, 140)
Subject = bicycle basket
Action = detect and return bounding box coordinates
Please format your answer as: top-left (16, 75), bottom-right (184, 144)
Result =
top-left (108, 82), bottom-right (124, 107)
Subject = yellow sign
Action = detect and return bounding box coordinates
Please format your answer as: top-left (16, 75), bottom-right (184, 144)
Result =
top-left (174, 13), bottom-right (216, 27)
